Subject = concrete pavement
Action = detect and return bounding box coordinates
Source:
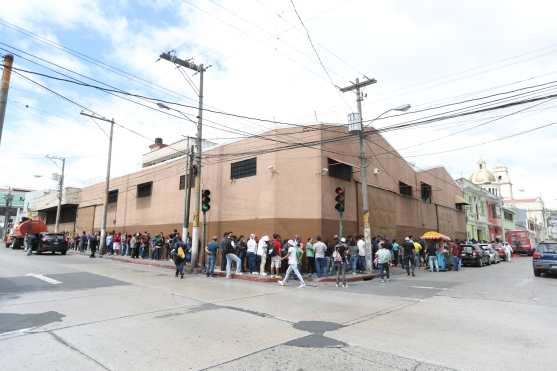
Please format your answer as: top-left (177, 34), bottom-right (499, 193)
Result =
top-left (1, 243), bottom-right (556, 370)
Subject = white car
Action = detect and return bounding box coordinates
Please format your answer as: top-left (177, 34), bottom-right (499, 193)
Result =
top-left (478, 244), bottom-right (499, 264)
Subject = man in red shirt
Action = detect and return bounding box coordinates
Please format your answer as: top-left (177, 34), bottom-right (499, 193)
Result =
top-left (450, 241), bottom-right (463, 271)
top-left (270, 234), bottom-right (282, 278)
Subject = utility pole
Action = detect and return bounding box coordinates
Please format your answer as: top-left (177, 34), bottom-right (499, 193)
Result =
top-left (0, 54), bottom-right (14, 146)
top-left (46, 155), bottom-right (66, 233)
top-left (160, 52), bottom-right (206, 269)
top-left (340, 77), bottom-right (377, 271)
top-left (80, 112), bottom-right (114, 256)
top-left (182, 137), bottom-right (194, 243)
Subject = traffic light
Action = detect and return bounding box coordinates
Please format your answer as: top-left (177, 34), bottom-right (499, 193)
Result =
top-left (202, 189), bottom-right (211, 213)
top-left (335, 187), bottom-right (345, 213)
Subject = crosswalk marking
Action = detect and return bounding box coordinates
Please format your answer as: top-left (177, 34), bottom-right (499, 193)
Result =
top-left (409, 285), bottom-right (448, 290)
top-left (25, 273), bottom-right (62, 285)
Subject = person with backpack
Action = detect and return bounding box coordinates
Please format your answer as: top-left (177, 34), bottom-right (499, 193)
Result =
top-left (402, 237), bottom-right (416, 277)
top-left (89, 233), bottom-right (98, 258)
top-left (278, 240), bottom-right (306, 288)
top-left (172, 238), bottom-right (186, 279)
top-left (334, 237), bottom-right (349, 288)
top-left (224, 233), bottom-right (242, 278)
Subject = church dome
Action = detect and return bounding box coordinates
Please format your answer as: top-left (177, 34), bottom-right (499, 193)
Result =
top-left (470, 160), bottom-right (496, 184)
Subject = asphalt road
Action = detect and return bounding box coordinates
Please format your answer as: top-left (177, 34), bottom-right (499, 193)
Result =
top-left (1, 244), bottom-right (556, 371)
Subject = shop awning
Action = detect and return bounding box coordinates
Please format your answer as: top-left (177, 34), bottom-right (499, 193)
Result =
top-left (421, 231), bottom-right (451, 241)
top-left (455, 195), bottom-right (469, 205)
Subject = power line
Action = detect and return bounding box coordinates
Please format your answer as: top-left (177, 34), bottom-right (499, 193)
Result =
top-left (288, 0), bottom-right (350, 108)
top-left (398, 98), bottom-right (557, 154)
top-left (0, 17), bottom-right (198, 104)
top-left (404, 120), bottom-right (557, 158)
top-left (12, 60), bottom-right (557, 140)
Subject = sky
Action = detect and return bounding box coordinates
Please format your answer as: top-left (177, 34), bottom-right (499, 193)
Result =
top-left (0, 0), bottom-right (556, 207)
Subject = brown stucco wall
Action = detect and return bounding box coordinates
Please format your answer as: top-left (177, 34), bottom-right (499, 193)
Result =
top-left (75, 124), bottom-right (465, 241)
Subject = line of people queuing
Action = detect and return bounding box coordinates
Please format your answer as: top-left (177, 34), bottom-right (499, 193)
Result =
top-left (202, 233), bottom-right (373, 288)
top-left (69, 230), bottom-right (184, 260)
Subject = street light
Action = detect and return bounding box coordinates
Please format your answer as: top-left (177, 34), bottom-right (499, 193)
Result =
top-left (367, 104), bottom-right (412, 126)
top-left (45, 155), bottom-right (65, 233)
top-left (157, 102), bottom-right (197, 124)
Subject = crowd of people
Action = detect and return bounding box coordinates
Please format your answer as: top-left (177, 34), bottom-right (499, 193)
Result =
top-left (69, 230), bottom-right (182, 261)
top-left (68, 230), bottom-right (493, 286)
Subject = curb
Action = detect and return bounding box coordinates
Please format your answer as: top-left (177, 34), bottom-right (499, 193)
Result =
top-left (70, 251), bottom-right (376, 283)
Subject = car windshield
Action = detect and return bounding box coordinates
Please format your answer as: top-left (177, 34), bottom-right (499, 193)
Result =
top-left (463, 246), bottom-right (473, 253)
top-left (538, 244), bottom-right (557, 254)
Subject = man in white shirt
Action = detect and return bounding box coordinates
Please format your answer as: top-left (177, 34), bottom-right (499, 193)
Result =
top-left (257, 235), bottom-right (269, 276)
top-left (247, 234), bottom-right (258, 274)
top-left (313, 236), bottom-right (327, 277)
top-left (278, 240), bottom-right (305, 288)
top-left (357, 235), bottom-right (366, 272)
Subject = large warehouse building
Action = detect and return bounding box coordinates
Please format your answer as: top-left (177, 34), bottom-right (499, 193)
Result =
top-left (72, 124), bottom-right (466, 242)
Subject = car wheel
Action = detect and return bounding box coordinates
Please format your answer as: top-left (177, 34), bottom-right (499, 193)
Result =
top-left (534, 269), bottom-right (541, 277)
top-left (61, 249), bottom-right (67, 255)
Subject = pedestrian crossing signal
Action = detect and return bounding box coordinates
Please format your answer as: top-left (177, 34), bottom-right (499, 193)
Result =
top-left (335, 187), bottom-right (345, 213)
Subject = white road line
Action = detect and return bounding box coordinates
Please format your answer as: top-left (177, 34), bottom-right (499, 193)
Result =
top-left (409, 285), bottom-right (448, 290)
top-left (26, 273), bottom-right (62, 285)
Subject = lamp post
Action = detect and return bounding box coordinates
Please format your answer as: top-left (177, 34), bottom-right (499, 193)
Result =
top-left (46, 155), bottom-right (65, 233)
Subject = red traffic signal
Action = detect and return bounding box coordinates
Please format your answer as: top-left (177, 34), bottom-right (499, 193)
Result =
top-left (335, 187), bottom-right (345, 212)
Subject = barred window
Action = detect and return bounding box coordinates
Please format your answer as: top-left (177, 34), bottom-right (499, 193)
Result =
top-left (137, 181), bottom-right (153, 198)
top-left (231, 158), bottom-right (257, 180)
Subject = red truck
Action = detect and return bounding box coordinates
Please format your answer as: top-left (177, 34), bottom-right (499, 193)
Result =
top-left (505, 230), bottom-right (536, 256)
top-left (5, 218), bottom-right (48, 249)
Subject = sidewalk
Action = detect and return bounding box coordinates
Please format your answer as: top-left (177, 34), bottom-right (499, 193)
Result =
top-left (70, 251), bottom-right (375, 284)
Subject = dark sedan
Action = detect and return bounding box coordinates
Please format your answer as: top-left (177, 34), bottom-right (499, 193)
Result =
top-left (461, 244), bottom-right (490, 267)
top-left (34, 233), bottom-right (68, 255)
top-left (533, 242), bottom-right (557, 277)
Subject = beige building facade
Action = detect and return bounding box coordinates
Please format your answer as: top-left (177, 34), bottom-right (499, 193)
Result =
top-left (75, 125), bottom-right (466, 242)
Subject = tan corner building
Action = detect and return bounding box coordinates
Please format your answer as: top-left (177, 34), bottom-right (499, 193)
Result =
top-left (75, 125), bottom-right (466, 243)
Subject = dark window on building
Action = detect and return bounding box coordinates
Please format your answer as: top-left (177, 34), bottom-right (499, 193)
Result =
top-left (399, 181), bottom-right (413, 197)
top-left (107, 189), bottom-right (118, 204)
top-left (137, 181), bottom-right (153, 198)
top-left (456, 203), bottom-right (464, 211)
top-left (420, 182), bottom-right (432, 203)
top-left (328, 158), bottom-right (352, 181)
top-left (179, 175), bottom-right (195, 190)
top-left (231, 158), bottom-right (257, 180)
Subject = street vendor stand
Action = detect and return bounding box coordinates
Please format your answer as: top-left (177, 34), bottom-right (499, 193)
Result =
top-left (420, 231), bottom-right (451, 271)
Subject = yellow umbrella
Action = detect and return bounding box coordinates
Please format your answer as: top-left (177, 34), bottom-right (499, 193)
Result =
top-left (420, 231), bottom-right (451, 241)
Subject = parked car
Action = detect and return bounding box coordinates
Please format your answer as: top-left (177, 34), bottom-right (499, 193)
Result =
top-left (460, 244), bottom-right (490, 267)
top-left (493, 243), bottom-right (507, 261)
top-left (532, 242), bottom-right (557, 277)
top-left (479, 244), bottom-right (500, 264)
top-left (33, 233), bottom-right (68, 255)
